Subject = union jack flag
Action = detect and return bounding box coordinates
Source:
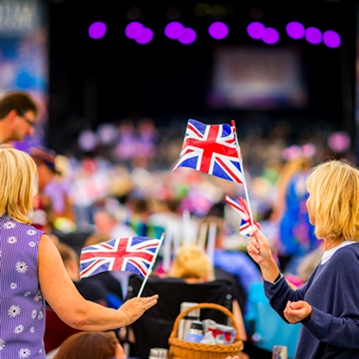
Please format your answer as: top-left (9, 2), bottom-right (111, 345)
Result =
top-left (173, 119), bottom-right (243, 183)
top-left (79, 236), bottom-right (162, 279)
top-left (225, 195), bottom-right (260, 236)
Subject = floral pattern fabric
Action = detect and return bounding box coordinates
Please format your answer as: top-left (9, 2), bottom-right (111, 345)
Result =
top-left (0, 215), bottom-right (46, 358)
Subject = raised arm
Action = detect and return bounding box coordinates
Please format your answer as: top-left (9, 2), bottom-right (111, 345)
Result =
top-left (38, 234), bottom-right (158, 331)
top-left (247, 229), bottom-right (280, 283)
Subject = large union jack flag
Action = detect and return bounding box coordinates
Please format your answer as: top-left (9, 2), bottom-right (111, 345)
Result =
top-left (79, 236), bottom-right (162, 279)
top-left (225, 195), bottom-right (260, 236)
top-left (173, 119), bottom-right (243, 183)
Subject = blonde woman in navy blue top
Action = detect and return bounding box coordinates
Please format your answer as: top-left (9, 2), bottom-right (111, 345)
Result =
top-left (0, 145), bottom-right (158, 358)
top-left (247, 160), bottom-right (359, 359)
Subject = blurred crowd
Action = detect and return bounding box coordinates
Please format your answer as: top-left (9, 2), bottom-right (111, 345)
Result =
top-left (2, 91), bottom-right (355, 358)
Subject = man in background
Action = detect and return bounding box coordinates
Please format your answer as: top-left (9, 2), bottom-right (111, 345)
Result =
top-left (0, 91), bottom-right (38, 143)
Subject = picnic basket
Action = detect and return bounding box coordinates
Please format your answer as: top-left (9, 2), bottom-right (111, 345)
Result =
top-left (167, 302), bottom-right (244, 359)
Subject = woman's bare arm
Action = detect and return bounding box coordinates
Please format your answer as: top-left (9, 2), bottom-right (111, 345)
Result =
top-left (38, 234), bottom-right (158, 330)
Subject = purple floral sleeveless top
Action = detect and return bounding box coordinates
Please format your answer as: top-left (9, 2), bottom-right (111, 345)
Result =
top-left (0, 215), bottom-right (46, 358)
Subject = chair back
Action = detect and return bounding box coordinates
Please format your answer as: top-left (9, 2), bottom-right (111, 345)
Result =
top-left (125, 275), bottom-right (236, 359)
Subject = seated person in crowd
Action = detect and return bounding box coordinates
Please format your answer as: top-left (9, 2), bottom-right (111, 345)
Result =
top-left (56, 242), bottom-right (111, 305)
top-left (169, 244), bottom-right (247, 343)
top-left (201, 215), bottom-right (262, 314)
top-left (53, 331), bottom-right (126, 359)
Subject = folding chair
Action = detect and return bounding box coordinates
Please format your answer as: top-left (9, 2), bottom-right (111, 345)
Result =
top-left (124, 275), bottom-right (236, 359)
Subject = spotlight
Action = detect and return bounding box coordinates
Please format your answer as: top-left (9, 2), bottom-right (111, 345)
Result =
top-left (323, 30), bottom-right (341, 48)
top-left (135, 28), bottom-right (154, 44)
top-left (164, 22), bottom-right (184, 39)
top-left (208, 22), bottom-right (229, 40)
top-left (262, 27), bottom-right (279, 44)
top-left (286, 22), bottom-right (305, 39)
top-left (88, 22), bottom-right (107, 39)
top-left (178, 28), bottom-right (196, 44)
top-left (305, 27), bottom-right (322, 45)
top-left (247, 22), bottom-right (265, 40)
top-left (125, 22), bottom-right (144, 39)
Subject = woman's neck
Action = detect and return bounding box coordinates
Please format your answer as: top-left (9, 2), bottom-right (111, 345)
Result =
top-left (324, 237), bottom-right (344, 251)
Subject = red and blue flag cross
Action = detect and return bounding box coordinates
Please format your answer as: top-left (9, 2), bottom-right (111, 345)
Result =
top-left (80, 237), bottom-right (156, 278)
top-left (183, 122), bottom-right (239, 178)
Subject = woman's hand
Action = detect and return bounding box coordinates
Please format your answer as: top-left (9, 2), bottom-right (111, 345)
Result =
top-left (247, 230), bottom-right (272, 266)
top-left (119, 295), bottom-right (159, 325)
top-left (247, 229), bottom-right (280, 283)
top-left (284, 300), bottom-right (312, 324)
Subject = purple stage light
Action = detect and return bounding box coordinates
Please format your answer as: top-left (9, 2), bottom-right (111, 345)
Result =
top-left (208, 22), bottom-right (229, 40)
top-left (178, 28), bottom-right (196, 44)
top-left (135, 27), bottom-right (153, 44)
top-left (88, 22), bottom-right (107, 39)
top-left (246, 22), bottom-right (265, 40)
top-left (125, 22), bottom-right (144, 39)
top-left (165, 22), bottom-right (184, 39)
top-left (262, 27), bottom-right (279, 44)
top-left (305, 27), bottom-right (322, 45)
top-left (323, 30), bottom-right (341, 48)
top-left (286, 22), bottom-right (305, 39)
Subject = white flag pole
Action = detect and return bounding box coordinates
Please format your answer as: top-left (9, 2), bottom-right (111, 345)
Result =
top-left (137, 233), bottom-right (165, 297)
top-left (197, 222), bottom-right (208, 250)
top-left (231, 119), bottom-right (255, 231)
top-left (207, 222), bottom-right (217, 264)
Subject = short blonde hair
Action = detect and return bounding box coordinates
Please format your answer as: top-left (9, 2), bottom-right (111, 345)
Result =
top-left (170, 244), bottom-right (214, 280)
top-left (0, 145), bottom-right (36, 224)
top-left (307, 160), bottom-right (359, 241)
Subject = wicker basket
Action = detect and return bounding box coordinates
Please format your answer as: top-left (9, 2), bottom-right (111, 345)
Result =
top-left (167, 302), bottom-right (244, 359)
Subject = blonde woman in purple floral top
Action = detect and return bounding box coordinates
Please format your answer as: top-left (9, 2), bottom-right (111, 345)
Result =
top-left (0, 145), bottom-right (158, 359)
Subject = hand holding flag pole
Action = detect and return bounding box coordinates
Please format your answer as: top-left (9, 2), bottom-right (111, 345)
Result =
top-left (231, 119), bottom-right (255, 234)
top-left (137, 233), bottom-right (166, 297)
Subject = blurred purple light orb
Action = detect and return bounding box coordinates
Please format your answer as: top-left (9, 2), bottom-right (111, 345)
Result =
top-left (208, 22), bottom-right (229, 40)
top-left (323, 30), bottom-right (341, 48)
top-left (125, 22), bottom-right (144, 39)
top-left (88, 22), bottom-right (107, 39)
top-left (286, 22), bottom-right (305, 39)
top-left (262, 27), bottom-right (279, 44)
top-left (135, 27), bottom-right (153, 44)
top-left (165, 22), bottom-right (184, 39)
top-left (178, 28), bottom-right (196, 44)
top-left (246, 22), bottom-right (265, 40)
top-left (305, 27), bottom-right (322, 44)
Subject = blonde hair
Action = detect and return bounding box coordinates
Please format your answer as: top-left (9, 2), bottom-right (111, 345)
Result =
top-left (170, 244), bottom-right (214, 280)
top-left (0, 145), bottom-right (36, 224)
top-left (307, 160), bottom-right (359, 241)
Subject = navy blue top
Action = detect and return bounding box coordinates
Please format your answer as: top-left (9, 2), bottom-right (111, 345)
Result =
top-left (265, 242), bottom-right (359, 359)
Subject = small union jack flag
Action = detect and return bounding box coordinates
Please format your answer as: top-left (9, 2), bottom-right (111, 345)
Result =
top-left (225, 195), bottom-right (260, 236)
top-left (173, 119), bottom-right (243, 183)
top-left (79, 236), bottom-right (162, 279)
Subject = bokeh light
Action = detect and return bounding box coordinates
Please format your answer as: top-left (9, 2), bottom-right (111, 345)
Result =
top-left (125, 22), bottom-right (144, 39)
top-left (178, 28), bottom-right (196, 44)
top-left (262, 27), bottom-right (279, 44)
top-left (286, 22), bottom-right (305, 39)
top-left (88, 22), bottom-right (107, 39)
top-left (135, 27), bottom-right (154, 44)
top-left (305, 27), bottom-right (322, 44)
top-left (327, 131), bottom-right (351, 153)
top-left (323, 30), bottom-right (341, 48)
top-left (208, 22), bottom-right (229, 40)
top-left (246, 22), bottom-right (265, 40)
top-left (164, 22), bottom-right (184, 39)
